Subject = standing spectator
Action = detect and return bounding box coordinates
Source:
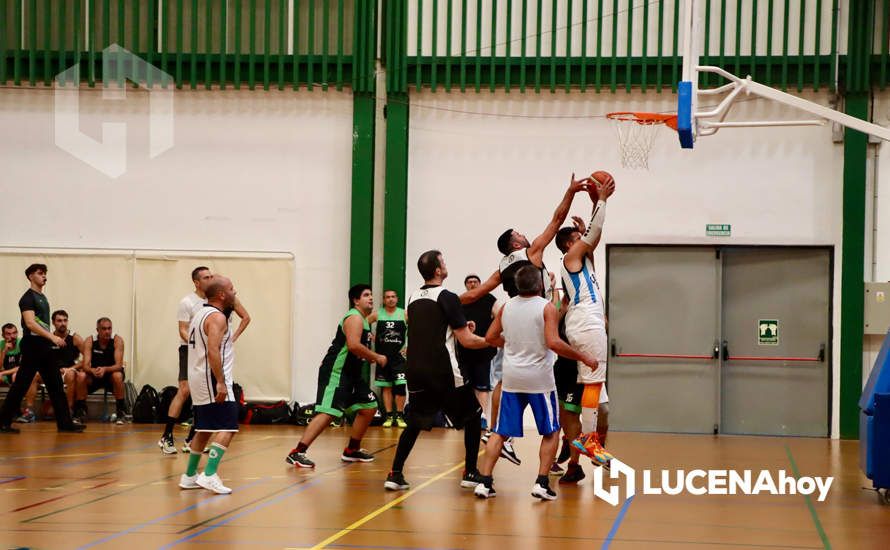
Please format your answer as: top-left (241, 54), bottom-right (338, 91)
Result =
top-left (0, 264), bottom-right (84, 433)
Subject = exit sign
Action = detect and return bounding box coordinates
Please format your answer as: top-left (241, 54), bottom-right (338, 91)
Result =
top-left (706, 224), bottom-right (731, 237)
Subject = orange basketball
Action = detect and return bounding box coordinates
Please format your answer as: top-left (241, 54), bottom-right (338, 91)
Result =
top-left (588, 170), bottom-right (614, 201)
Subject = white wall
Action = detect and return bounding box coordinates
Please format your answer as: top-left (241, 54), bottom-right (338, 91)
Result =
top-left (406, 87), bottom-right (846, 436)
top-left (0, 86), bottom-right (354, 405)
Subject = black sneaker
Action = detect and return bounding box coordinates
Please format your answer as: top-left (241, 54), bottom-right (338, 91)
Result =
top-left (0, 425), bottom-right (20, 434)
top-left (559, 463), bottom-right (586, 484)
top-left (556, 437), bottom-right (572, 464)
top-left (285, 450), bottom-right (315, 468)
top-left (384, 471), bottom-right (410, 491)
top-left (58, 424), bottom-right (86, 433)
top-left (460, 469), bottom-right (484, 488)
top-left (341, 448), bottom-right (375, 463)
top-left (531, 482), bottom-right (558, 501)
top-left (500, 438), bottom-right (521, 465)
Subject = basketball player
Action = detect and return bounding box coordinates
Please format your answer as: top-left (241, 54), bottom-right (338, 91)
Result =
top-left (561, 172), bottom-right (616, 464)
top-left (159, 266), bottom-right (212, 454)
top-left (474, 266), bottom-right (599, 500)
top-left (0, 264), bottom-right (84, 433)
top-left (82, 318), bottom-right (128, 424)
top-left (384, 250), bottom-right (490, 492)
top-left (285, 284), bottom-right (382, 468)
top-left (461, 174), bottom-right (589, 466)
top-left (553, 218), bottom-right (611, 482)
top-left (178, 275), bottom-right (239, 494)
top-left (367, 290), bottom-right (408, 428)
top-left (49, 310), bottom-right (87, 422)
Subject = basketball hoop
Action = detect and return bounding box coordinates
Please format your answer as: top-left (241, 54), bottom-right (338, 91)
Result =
top-left (606, 112), bottom-right (678, 169)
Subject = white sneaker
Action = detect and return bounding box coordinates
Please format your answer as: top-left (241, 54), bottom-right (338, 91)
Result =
top-left (159, 436), bottom-right (177, 455)
top-left (474, 482), bottom-right (496, 499)
top-left (179, 473), bottom-right (200, 489)
top-left (196, 472), bottom-right (232, 494)
top-left (531, 483), bottom-right (557, 501)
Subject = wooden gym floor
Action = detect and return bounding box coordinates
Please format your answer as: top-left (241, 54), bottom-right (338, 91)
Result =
top-left (0, 423), bottom-right (886, 549)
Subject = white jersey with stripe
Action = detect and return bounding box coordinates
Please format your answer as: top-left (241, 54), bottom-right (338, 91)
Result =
top-left (499, 248), bottom-right (550, 299)
top-left (187, 305), bottom-right (235, 406)
top-left (561, 255), bottom-right (605, 323)
top-left (501, 296), bottom-right (556, 393)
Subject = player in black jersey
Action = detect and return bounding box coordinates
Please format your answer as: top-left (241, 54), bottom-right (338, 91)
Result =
top-left (384, 250), bottom-right (491, 492)
top-left (285, 284), bottom-right (384, 468)
top-left (367, 290), bottom-right (408, 427)
top-left (48, 310), bottom-right (87, 423)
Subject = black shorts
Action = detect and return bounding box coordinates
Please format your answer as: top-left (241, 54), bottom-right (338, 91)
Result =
top-left (87, 370), bottom-right (124, 394)
top-left (405, 383), bottom-right (481, 431)
top-left (374, 355), bottom-right (407, 387)
top-left (555, 356), bottom-right (583, 414)
top-left (316, 366), bottom-right (378, 419)
top-left (461, 358), bottom-right (492, 392)
top-left (194, 401), bottom-right (239, 432)
top-left (178, 345), bottom-right (188, 382)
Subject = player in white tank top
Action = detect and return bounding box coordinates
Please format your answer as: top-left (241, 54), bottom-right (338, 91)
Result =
top-left (475, 266), bottom-right (601, 501)
top-left (178, 275), bottom-right (240, 496)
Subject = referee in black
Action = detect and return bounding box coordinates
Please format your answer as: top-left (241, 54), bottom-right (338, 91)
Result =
top-left (0, 264), bottom-right (84, 433)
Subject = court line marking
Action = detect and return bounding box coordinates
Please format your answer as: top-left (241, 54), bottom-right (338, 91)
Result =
top-left (784, 444), bottom-right (832, 550)
top-left (600, 494), bottom-right (635, 549)
top-left (0, 427), bottom-right (157, 462)
top-left (74, 477), bottom-right (270, 549)
top-left (0, 475), bottom-right (25, 484)
top-left (10, 479), bottom-right (118, 512)
top-left (305, 461), bottom-right (466, 550)
top-left (20, 441), bottom-right (285, 523)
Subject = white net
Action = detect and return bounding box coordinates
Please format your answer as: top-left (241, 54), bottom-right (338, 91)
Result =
top-left (608, 113), bottom-right (675, 170)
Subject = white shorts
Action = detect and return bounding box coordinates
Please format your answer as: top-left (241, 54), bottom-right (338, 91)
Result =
top-left (565, 309), bottom-right (607, 385)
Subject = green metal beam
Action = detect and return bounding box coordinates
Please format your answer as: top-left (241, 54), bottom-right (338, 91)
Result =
top-left (382, 92), bottom-right (409, 303)
top-left (350, 91), bottom-right (376, 286)
top-left (840, 92), bottom-right (868, 440)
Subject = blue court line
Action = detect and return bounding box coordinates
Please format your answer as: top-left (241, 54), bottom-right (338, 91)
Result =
top-left (61, 442), bottom-right (157, 468)
top-left (601, 494), bottom-right (635, 550)
top-left (159, 476), bottom-right (328, 549)
top-left (75, 477), bottom-right (269, 549)
top-left (0, 475), bottom-right (25, 484)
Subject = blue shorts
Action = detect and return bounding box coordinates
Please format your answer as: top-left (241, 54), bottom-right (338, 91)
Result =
top-left (493, 390), bottom-right (560, 438)
top-left (194, 401), bottom-right (239, 432)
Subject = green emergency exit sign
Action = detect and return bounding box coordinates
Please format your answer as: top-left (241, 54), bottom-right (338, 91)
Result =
top-left (706, 224), bottom-right (731, 237)
top-left (758, 319), bottom-right (779, 346)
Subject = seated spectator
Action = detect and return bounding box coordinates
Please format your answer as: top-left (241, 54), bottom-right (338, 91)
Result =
top-left (0, 324), bottom-right (22, 385)
top-left (83, 317), bottom-right (128, 424)
top-left (1, 323), bottom-right (41, 423)
top-left (48, 311), bottom-right (86, 423)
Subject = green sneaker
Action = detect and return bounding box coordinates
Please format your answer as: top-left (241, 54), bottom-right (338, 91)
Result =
top-left (395, 413), bottom-right (407, 428)
top-left (382, 414), bottom-right (394, 428)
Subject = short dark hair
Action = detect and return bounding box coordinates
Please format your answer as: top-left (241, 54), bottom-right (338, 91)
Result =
top-left (496, 229), bottom-right (515, 255)
top-left (348, 284), bottom-right (372, 307)
top-left (464, 274), bottom-right (481, 285)
top-left (25, 263), bottom-right (47, 278)
top-left (96, 317), bottom-right (112, 327)
top-left (556, 226), bottom-right (578, 254)
top-left (191, 266), bottom-right (210, 281)
top-left (1, 323), bottom-right (15, 333)
top-left (52, 310), bottom-right (68, 321)
top-left (383, 289), bottom-right (398, 296)
top-left (515, 265), bottom-right (543, 296)
top-left (417, 250), bottom-right (443, 280)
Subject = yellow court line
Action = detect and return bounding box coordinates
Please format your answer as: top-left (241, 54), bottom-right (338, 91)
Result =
top-left (12, 452), bottom-right (109, 460)
top-left (304, 461), bottom-right (466, 550)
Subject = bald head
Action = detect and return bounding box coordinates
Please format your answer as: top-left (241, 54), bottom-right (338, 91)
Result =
top-left (205, 274), bottom-right (236, 311)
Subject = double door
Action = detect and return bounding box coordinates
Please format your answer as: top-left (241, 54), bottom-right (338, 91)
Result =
top-left (607, 246), bottom-right (831, 437)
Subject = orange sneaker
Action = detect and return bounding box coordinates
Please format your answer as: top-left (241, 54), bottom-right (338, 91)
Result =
top-left (572, 432), bottom-right (613, 465)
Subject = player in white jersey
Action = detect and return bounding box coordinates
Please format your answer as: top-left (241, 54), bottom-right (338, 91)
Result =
top-left (178, 275), bottom-right (239, 495)
top-left (560, 172), bottom-right (615, 465)
top-left (159, 266), bottom-right (212, 454)
top-left (474, 266), bottom-right (599, 501)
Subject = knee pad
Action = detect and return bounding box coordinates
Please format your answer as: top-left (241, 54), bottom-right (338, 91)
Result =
top-left (392, 383), bottom-right (407, 397)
